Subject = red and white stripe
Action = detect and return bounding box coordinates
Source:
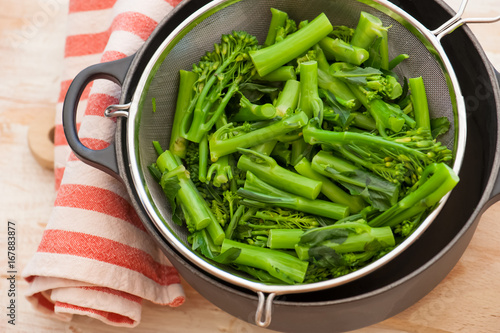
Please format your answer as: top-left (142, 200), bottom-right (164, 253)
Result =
top-left (23, 0), bottom-right (185, 327)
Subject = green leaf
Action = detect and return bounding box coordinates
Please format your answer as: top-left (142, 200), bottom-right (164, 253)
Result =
top-left (147, 163), bottom-right (162, 183)
top-left (320, 89), bottom-right (353, 126)
top-left (239, 82), bottom-right (279, 102)
top-left (212, 247), bottom-right (241, 264)
top-left (300, 227), bottom-right (349, 247)
top-left (308, 246), bottom-right (345, 268)
top-left (324, 167), bottom-right (398, 211)
top-left (430, 117), bottom-right (451, 139)
top-left (191, 230), bottom-right (221, 259)
top-left (160, 174), bottom-right (181, 210)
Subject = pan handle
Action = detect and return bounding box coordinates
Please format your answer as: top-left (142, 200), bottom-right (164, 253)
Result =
top-left (62, 55), bottom-right (135, 179)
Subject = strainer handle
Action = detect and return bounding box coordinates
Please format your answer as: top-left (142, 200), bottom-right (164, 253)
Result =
top-left (62, 55), bottom-right (135, 179)
top-left (433, 0), bottom-right (500, 40)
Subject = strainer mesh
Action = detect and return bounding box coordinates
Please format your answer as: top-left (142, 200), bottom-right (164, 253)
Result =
top-left (135, 0), bottom-right (456, 265)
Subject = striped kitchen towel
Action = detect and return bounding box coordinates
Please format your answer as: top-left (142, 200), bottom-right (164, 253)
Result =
top-left (22, 0), bottom-right (185, 327)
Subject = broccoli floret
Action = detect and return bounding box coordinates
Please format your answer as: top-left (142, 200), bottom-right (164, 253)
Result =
top-left (178, 31), bottom-right (259, 143)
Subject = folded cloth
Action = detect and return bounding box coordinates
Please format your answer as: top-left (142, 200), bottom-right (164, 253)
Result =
top-left (22, 0), bottom-right (185, 327)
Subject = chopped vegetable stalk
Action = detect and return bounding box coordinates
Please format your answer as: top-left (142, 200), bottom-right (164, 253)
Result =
top-left (318, 37), bottom-right (370, 65)
top-left (275, 79), bottom-right (301, 116)
top-left (409, 76), bottom-right (431, 131)
top-left (264, 8), bottom-right (290, 46)
top-left (156, 149), bottom-right (225, 244)
top-left (209, 111), bottom-right (309, 161)
top-left (294, 157), bottom-right (366, 213)
top-left (295, 221), bottom-right (395, 261)
top-left (169, 70), bottom-right (197, 158)
top-left (253, 65), bottom-right (297, 81)
top-left (239, 171), bottom-right (349, 220)
top-left (230, 94), bottom-right (277, 122)
top-left (351, 11), bottom-right (390, 70)
top-left (268, 229), bottom-right (304, 249)
top-left (368, 162), bottom-right (459, 227)
top-left (310, 150), bottom-right (400, 211)
top-left (317, 68), bottom-right (361, 110)
top-left (299, 60), bottom-right (323, 122)
top-left (250, 13), bottom-right (333, 77)
top-left (221, 238), bottom-right (309, 284)
top-left (237, 148), bottom-right (322, 200)
top-left (156, 150), bottom-right (210, 230)
top-left (207, 115), bottom-right (233, 187)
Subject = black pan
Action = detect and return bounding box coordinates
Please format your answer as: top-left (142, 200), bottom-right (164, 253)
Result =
top-left (62, 0), bottom-right (500, 331)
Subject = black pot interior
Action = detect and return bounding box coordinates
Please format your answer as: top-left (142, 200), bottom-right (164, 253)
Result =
top-left (116, 0), bottom-right (499, 330)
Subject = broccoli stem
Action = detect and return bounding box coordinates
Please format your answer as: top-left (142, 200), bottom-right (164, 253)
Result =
top-left (409, 76), bottom-right (431, 131)
top-left (310, 150), bottom-right (400, 208)
top-left (169, 70), bottom-right (197, 158)
top-left (156, 150), bottom-right (212, 231)
top-left (369, 162), bottom-right (459, 227)
top-left (275, 79), bottom-right (301, 116)
top-left (317, 68), bottom-right (361, 110)
top-left (252, 140), bottom-right (278, 155)
top-left (250, 12), bottom-right (333, 77)
top-left (313, 43), bottom-right (330, 72)
top-left (264, 8), bottom-right (289, 46)
top-left (240, 171), bottom-right (349, 220)
top-left (272, 141), bottom-right (292, 165)
top-left (221, 238), bottom-right (309, 284)
top-left (290, 139), bottom-right (310, 166)
top-left (237, 149), bottom-right (322, 200)
top-left (303, 123), bottom-right (428, 160)
top-left (348, 84), bottom-right (405, 136)
top-left (207, 115), bottom-right (233, 187)
top-left (318, 37), bottom-right (370, 66)
top-left (267, 229), bottom-right (304, 249)
top-left (198, 135), bottom-right (209, 183)
top-left (186, 78), bottom-right (241, 143)
top-left (225, 204), bottom-right (246, 239)
top-left (230, 94), bottom-right (277, 122)
top-left (294, 157), bottom-right (366, 213)
top-left (299, 60), bottom-right (323, 121)
top-left (295, 223), bottom-right (395, 260)
top-left (351, 11), bottom-right (389, 70)
top-left (351, 112), bottom-right (377, 131)
top-left (253, 65), bottom-right (297, 82)
top-left (389, 53), bottom-right (409, 70)
top-left (209, 111), bottom-right (309, 161)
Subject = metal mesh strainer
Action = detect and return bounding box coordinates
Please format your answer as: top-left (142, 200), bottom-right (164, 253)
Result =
top-left (121, 0), bottom-right (471, 327)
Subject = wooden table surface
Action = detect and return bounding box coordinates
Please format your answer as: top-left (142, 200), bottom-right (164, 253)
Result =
top-left (1, 0), bottom-right (499, 332)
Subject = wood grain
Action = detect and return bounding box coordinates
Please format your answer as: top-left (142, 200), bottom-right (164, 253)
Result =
top-left (1, 0), bottom-right (499, 332)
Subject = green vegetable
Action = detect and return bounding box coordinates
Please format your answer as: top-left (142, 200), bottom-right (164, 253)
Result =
top-left (221, 238), bottom-right (309, 284)
top-left (275, 79), bottom-right (301, 117)
top-left (351, 11), bottom-right (390, 70)
top-left (180, 31), bottom-right (259, 143)
top-left (169, 70), bottom-right (197, 158)
top-left (237, 149), bottom-right (322, 200)
top-left (250, 12), bottom-right (333, 77)
top-left (239, 171), bottom-right (349, 220)
top-left (318, 37), bottom-right (370, 66)
top-left (368, 162), bottom-right (459, 227)
top-left (149, 9), bottom-right (459, 285)
top-left (294, 157), bottom-right (366, 213)
top-left (310, 150), bottom-right (400, 211)
top-left (209, 111), bottom-right (309, 161)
